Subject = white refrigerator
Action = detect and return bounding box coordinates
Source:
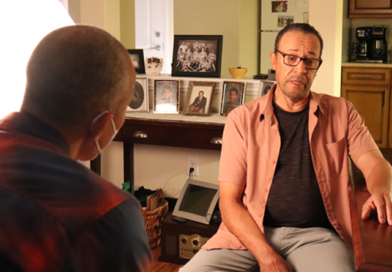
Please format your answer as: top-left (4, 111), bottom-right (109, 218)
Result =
top-left (259, 0), bottom-right (309, 74)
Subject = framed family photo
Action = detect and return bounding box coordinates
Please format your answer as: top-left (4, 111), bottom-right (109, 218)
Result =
top-left (127, 77), bottom-right (149, 112)
top-left (127, 49), bottom-right (146, 74)
top-left (183, 81), bottom-right (216, 116)
top-left (258, 80), bottom-right (276, 97)
top-left (171, 35), bottom-right (223, 78)
top-left (272, 1), bottom-right (287, 12)
top-left (153, 80), bottom-right (180, 114)
top-left (220, 81), bottom-right (246, 116)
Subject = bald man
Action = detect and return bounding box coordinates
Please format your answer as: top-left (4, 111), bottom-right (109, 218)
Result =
top-left (0, 26), bottom-right (151, 272)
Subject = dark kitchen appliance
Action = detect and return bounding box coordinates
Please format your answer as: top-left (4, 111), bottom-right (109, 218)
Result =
top-left (355, 26), bottom-right (388, 63)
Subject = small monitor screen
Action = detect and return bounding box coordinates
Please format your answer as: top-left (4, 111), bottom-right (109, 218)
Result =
top-left (178, 184), bottom-right (217, 216)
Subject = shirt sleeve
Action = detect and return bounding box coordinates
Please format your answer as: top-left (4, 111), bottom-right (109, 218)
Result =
top-left (69, 197), bottom-right (151, 272)
top-left (346, 100), bottom-right (379, 164)
top-left (218, 109), bottom-right (248, 185)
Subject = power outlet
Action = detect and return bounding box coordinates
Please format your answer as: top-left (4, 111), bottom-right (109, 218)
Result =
top-left (187, 156), bottom-right (199, 176)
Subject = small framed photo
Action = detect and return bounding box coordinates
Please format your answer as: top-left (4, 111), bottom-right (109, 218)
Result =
top-left (220, 81), bottom-right (246, 116)
top-left (127, 49), bottom-right (146, 74)
top-left (258, 80), bottom-right (276, 97)
top-left (127, 77), bottom-right (149, 112)
top-left (153, 80), bottom-right (180, 114)
top-left (171, 35), bottom-right (223, 78)
top-left (183, 81), bottom-right (216, 116)
top-left (278, 16), bottom-right (294, 27)
top-left (272, 1), bottom-right (287, 12)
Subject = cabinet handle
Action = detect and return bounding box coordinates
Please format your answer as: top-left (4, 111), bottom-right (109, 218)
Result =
top-left (383, 90), bottom-right (386, 107)
top-left (133, 131), bottom-right (148, 138)
top-left (355, 75), bottom-right (374, 79)
top-left (211, 137), bottom-right (222, 145)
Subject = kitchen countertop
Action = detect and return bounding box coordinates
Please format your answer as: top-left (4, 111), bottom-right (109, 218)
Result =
top-left (342, 62), bottom-right (392, 68)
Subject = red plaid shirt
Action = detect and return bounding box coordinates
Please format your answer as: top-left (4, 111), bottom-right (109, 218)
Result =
top-left (0, 112), bottom-right (151, 272)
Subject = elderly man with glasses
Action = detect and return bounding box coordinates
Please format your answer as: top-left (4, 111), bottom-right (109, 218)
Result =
top-left (180, 23), bottom-right (392, 272)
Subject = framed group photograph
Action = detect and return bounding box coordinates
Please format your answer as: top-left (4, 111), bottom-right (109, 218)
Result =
top-left (127, 49), bottom-right (146, 74)
top-left (171, 35), bottom-right (223, 78)
top-left (183, 81), bottom-right (216, 116)
top-left (220, 81), bottom-right (246, 116)
top-left (258, 80), bottom-right (276, 97)
top-left (127, 77), bottom-right (149, 112)
top-left (153, 80), bottom-right (180, 114)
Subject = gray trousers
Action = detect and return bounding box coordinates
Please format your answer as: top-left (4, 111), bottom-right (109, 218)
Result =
top-left (179, 227), bottom-right (355, 272)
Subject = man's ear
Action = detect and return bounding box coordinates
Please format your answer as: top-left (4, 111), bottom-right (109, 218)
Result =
top-left (270, 51), bottom-right (277, 70)
top-left (89, 112), bottom-right (114, 141)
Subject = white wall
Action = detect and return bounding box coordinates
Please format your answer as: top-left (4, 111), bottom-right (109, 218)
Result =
top-left (309, 0), bottom-right (344, 97)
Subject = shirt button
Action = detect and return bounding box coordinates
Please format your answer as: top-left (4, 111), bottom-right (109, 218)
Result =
top-left (272, 160), bottom-right (276, 164)
top-left (264, 189), bottom-right (268, 193)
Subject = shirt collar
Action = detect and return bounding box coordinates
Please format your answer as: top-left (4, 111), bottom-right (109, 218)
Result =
top-left (0, 112), bottom-right (69, 154)
top-left (259, 85), bottom-right (322, 124)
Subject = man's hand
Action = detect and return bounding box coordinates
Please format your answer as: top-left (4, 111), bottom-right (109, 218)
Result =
top-left (356, 150), bottom-right (392, 226)
top-left (257, 249), bottom-right (293, 272)
top-left (361, 189), bottom-right (392, 225)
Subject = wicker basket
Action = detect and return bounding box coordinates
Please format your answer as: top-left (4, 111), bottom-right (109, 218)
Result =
top-left (141, 200), bottom-right (169, 249)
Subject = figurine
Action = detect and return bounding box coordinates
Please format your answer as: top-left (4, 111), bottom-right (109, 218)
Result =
top-left (145, 57), bottom-right (163, 75)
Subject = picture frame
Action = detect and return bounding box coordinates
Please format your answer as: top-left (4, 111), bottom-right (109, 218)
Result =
top-left (183, 81), bottom-right (216, 116)
top-left (127, 77), bottom-right (149, 112)
top-left (220, 81), bottom-right (246, 116)
top-left (127, 49), bottom-right (146, 74)
top-left (278, 16), bottom-right (294, 27)
top-left (153, 80), bottom-right (180, 114)
top-left (258, 80), bottom-right (276, 97)
top-left (272, 1), bottom-right (287, 13)
top-left (171, 35), bottom-right (223, 78)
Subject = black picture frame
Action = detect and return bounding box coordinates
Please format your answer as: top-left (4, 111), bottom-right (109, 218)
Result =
top-left (171, 35), bottom-right (223, 78)
top-left (127, 49), bottom-right (146, 74)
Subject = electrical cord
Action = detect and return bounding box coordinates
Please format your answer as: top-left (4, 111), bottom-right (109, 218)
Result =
top-left (189, 167), bottom-right (194, 179)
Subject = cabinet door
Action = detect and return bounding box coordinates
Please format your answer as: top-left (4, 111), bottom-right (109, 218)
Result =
top-left (349, 0), bottom-right (392, 18)
top-left (342, 85), bottom-right (390, 148)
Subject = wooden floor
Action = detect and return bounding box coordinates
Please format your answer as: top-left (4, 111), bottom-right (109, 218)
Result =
top-left (150, 246), bottom-right (184, 272)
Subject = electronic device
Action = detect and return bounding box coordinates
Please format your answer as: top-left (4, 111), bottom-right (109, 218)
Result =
top-left (172, 179), bottom-right (220, 225)
top-left (355, 26), bottom-right (388, 63)
top-left (268, 69), bottom-right (276, 80)
top-left (159, 212), bottom-right (219, 264)
top-left (179, 234), bottom-right (209, 259)
top-left (253, 73), bottom-right (268, 79)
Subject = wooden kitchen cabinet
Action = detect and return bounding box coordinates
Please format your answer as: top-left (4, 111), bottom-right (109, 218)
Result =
top-left (349, 0), bottom-right (392, 18)
top-left (342, 67), bottom-right (391, 148)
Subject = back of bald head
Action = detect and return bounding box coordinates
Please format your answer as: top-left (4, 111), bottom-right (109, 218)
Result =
top-left (23, 25), bottom-right (132, 128)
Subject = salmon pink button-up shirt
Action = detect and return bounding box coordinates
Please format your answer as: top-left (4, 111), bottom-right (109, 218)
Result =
top-left (203, 87), bottom-right (378, 252)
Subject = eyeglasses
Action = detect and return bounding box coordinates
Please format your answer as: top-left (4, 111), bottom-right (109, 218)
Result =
top-left (277, 50), bottom-right (322, 70)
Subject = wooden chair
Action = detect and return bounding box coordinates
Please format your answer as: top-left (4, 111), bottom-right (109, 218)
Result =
top-left (349, 150), bottom-right (392, 271)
